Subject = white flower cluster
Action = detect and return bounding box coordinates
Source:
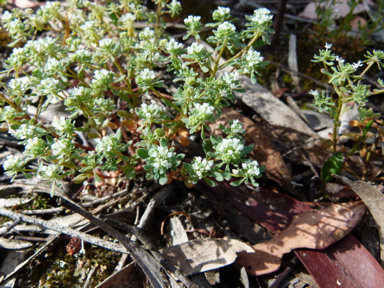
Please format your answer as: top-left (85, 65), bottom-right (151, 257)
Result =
top-left (187, 42), bottom-right (204, 56)
top-left (229, 119), bottom-right (245, 134)
top-left (40, 164), bottom-right (59, 178)
top-left (165, 39), bottom-right (183, 54)
top-left (53, 117), bottom-right (75, 137)
top-left (191, 156), bottom-right (214, 178)
top-left (12, 124), bottom-right (36, 140)
top-left (24, 137), bottom-right (47, 157)
top-left (119, 13), bottom-right (136, 28)
top-left (136, 69), bottom-right (157, 90)
top-left (139, 27), bottom-right (156, 41)
top-left (99, 38), bottom-right (113, 48)
top-left (3, 155), bottom-right (23, 171)
top-left (216, 138), bottom-right (244, 164)
top-left (137, 103), bottom-right (160, 120)
top-left (194, 103), bottom-right (214, 115)
top-left (222, 71), bottom-right (239, 89)
top-left (232, 160), bottom-right (261, 177)
top-left (94, 69), bottom-right (114, 81)
top-left (36, 78), bottom-right (61, 95)
top-left (213, 7), bottom-right (230, 20)
top-left (243, 50), bottom-right (264, 73)
top-left (139, 69), bottom-right (156, 81)
top-left (251, 8), bottom-right (273, 25)
top-left (7, 78), bottom-right (29, 94)
top-left (148, 145), bottom-right (176, 169)
top-left (80, 21), bottom-right (96, 31)
top-left (184, 15), bottom-right (201, 26)
top-left (72, 49), bottom-right (92, 62)
top-left (217, 21), bottom-right (236, 34)
top-left (51, 139), bottom-right (74, 159)
top-left (95, 136), bottom-right (115, 153)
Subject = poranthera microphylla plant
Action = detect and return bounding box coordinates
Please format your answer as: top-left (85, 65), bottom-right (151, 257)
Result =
top-left (0, 1), bottom-right (271, 194)
top-left (311, 43), bottom-right (384, 153)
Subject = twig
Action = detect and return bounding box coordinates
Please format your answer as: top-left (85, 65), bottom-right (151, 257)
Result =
top-left (58, 197), bottom-right (167, 288)
top-left (1, 234), bottom-right (59, 283)
top-left (0, 208), bottom-right (128, 254)
top-left (0, 219), bottom-right (21, 237)
top-left (105, 218), bottom-right (198, 288)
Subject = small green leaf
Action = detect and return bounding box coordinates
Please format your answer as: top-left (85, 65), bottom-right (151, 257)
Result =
top-left (202, 140), bottom-right (213, 153)
top-left (210, 135), bottom-right (220, 145)
top-left (116, 128), bottom-right (122, 141)
top-left (94, 171), bottom-right (102, 183)
top-left (73, 173), bottom-right (88, 184)
top-left (88, 132), bottom-right (100, 139)
top-left (321, 152), bottom-right (344, 185)
top-left (243, 144), bottom-right (253, 154)
top-left (160, 138), bottom-right (167, 147)
top-left (159, 174), bottom-right (168, 185)
top-left (137, 148), bottom-right (149, 159)
top-left (230, 179), bottom-right (244, 187)
top-left (183, 163), bottom-right (193, 171)
top-left (212, 171), bottom-right (224, 181)
top-left (204, 177), bottom-right (217, 187)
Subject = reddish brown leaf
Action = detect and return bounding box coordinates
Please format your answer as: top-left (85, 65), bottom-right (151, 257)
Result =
top-left (296, 234), bottom-right (384, 288)
top-left (237, 202), bottom-right (365, 276)
top-left (207, 181), bottom-right (315, 233)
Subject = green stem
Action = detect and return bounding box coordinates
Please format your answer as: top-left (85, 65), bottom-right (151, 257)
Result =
top-left (149, 87), bottom-right (182, 113)
top-left (212, 40), bottom-right (227, 76)
top-left (217, 32), bottom-right (261, 71)
top-left (332, 86), bottom-right (344, 153)
top-left (113, 59), bottom-right (135, 106)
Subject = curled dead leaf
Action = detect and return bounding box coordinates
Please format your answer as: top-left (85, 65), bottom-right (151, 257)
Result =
top-left (237, 202), bottom-right (365, 275)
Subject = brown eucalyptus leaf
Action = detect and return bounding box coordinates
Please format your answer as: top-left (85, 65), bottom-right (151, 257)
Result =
top-left (237, 202), bottom-right (365, 276)
top-left (162, 239), bottom-right (254, 276)
top-left (333, 175), bottom-right (384, 266)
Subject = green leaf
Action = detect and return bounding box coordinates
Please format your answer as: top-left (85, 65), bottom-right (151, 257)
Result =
top-left (159, 174), bottom-right (168, 185)
top-left (73, 173), bottom-right (88, 184)
top-left (160, 138), bottom-right (167, 147)
top-left (137, 148), bottom-right (149, 159)
top-left (204, 177), bottom-right (217, 187)
top-left (210, 135), bottom-right (220, 145)
top-left (243, 144), bottom-right (253, 154)
top-left (202, 139), bottom-right (213, 153)
top-left (321, 152), bottom-right (344, 185)
top-left (183, 163), bottom-right (193, 171)
top-left (230, 179), bottom-right (244, 187)
top-left (94, 171), bottom-right (102, 183)
top-left (116, 128), bottom-right (122, 141)
top-left (223, 165), bottom-right (231, 180)
top-left (212, 171), bottom-right (224, 181)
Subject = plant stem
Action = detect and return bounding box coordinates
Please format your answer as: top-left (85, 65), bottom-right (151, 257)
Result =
top-left (332, 86), bottom-right (343, 152)
top-left (212, 40), bottom-right (227, 76)
top-left (217, 32), bottom-right (261, 70)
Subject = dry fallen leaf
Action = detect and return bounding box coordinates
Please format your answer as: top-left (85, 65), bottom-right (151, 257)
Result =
top-left (333, 175), bottom-right (384, 267)
top-left (162, 239), bottom-right (254, 276)
top-left (237, 201), bottom-right (365, 275)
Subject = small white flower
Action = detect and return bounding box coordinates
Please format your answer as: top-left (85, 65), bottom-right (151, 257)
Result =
top-left (3, 155), bottom-right (20, 170)
top-left (251, 8), bottom-right (273, 25)
top-left (325, 43), bottom-right (332, 50)
top-left (216, 7), bottom-right (230, 16)
top-left (99, 38), bottom-right (113, 47)
top-left (352, 61), bottom-right (363, 70)
top-left (335, 56), bottom-right (345, 64)
top-left (184, 15), bottom-right (201, 26)
top-left (187, 42), bottom-right (204, 56)
top-left (217, 21), bottom-right (236, 33)
top-left (139, 68), bottom-right (156, 81)
top-left (309, 90), bottom-right (319, 97)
